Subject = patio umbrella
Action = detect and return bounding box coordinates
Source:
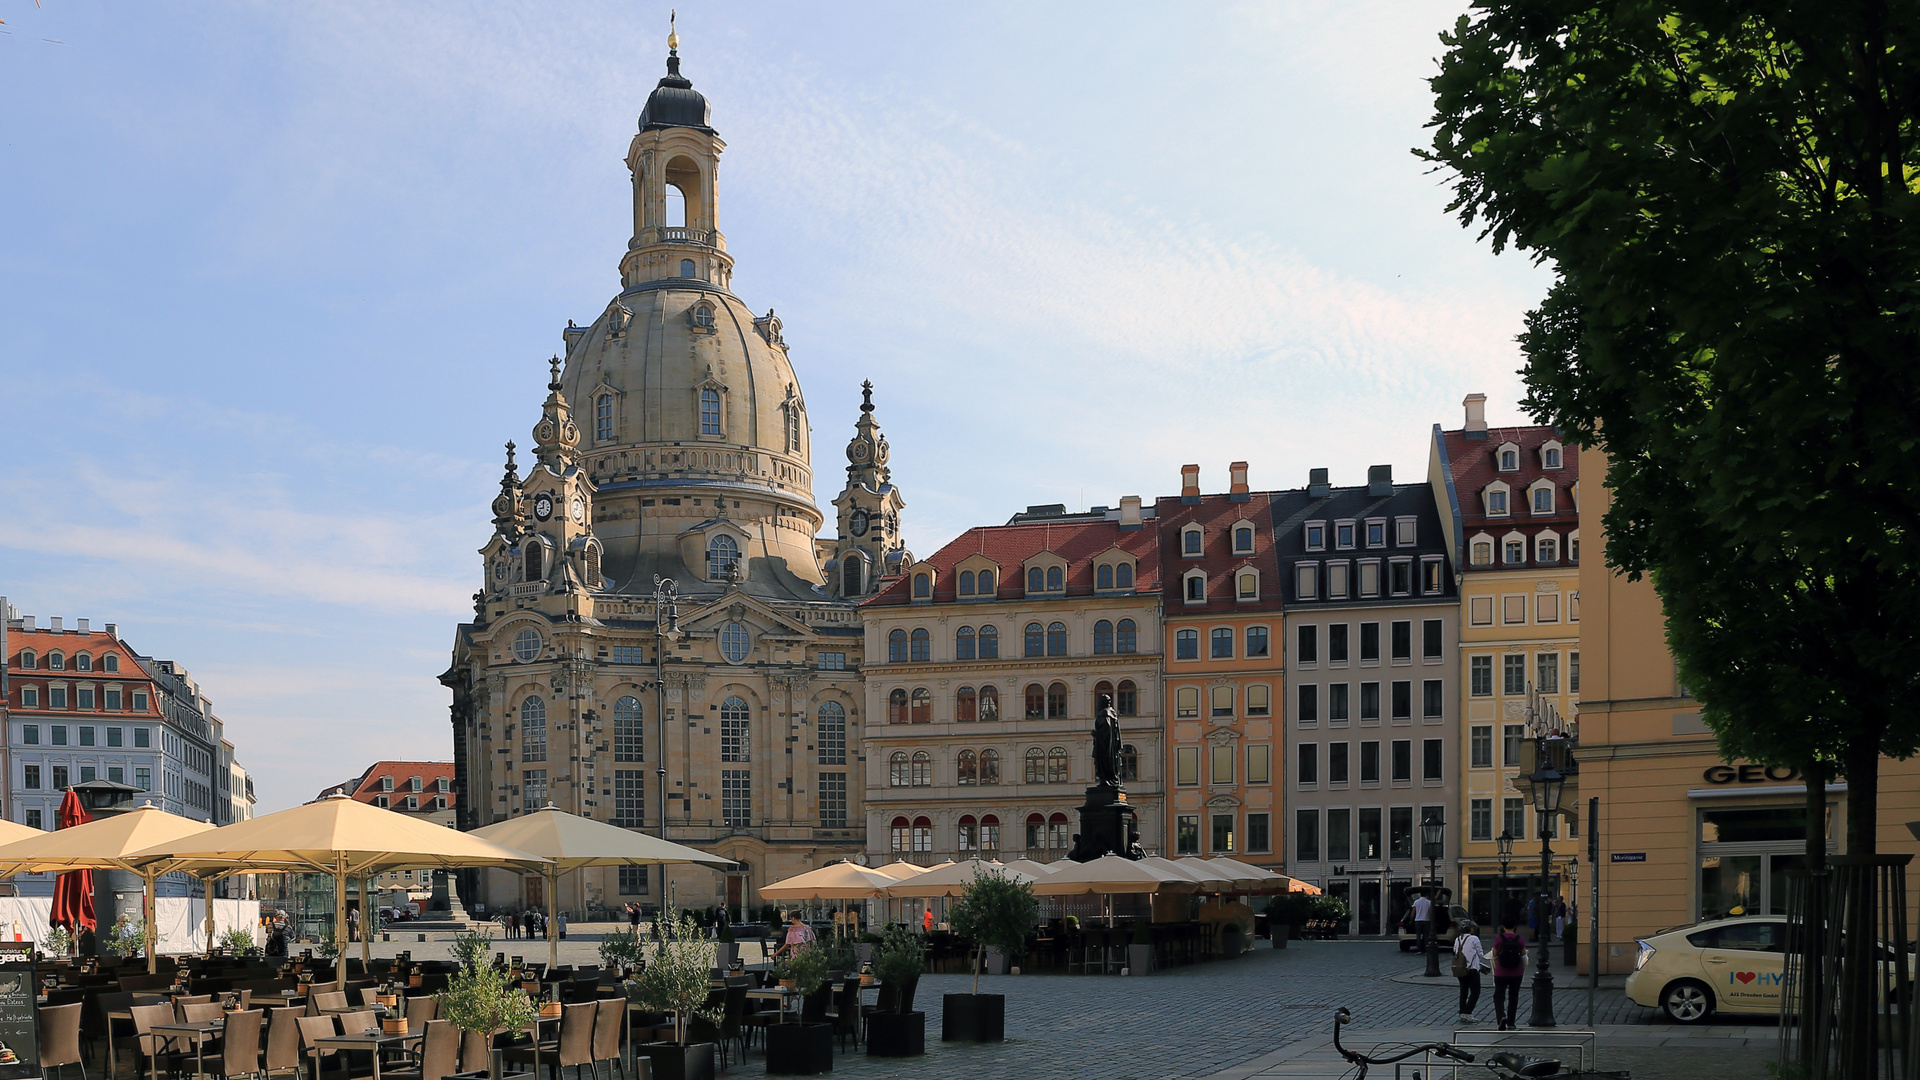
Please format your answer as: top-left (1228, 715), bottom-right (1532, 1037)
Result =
top-left (999, 858), bottom-right (1061, 878)
top-left (1142, 857), bottom-right (1232, 893)
top-left (881, 859), bottom-right (1035, 898)
top-left (125, 793), bottom-right (549, 991)
top-left (470, 804), bottom-right (732, 969)
top-left (48, 791), bottom-right (96, 939)
top-left (1029, 855), bottom-right (1200, 897)
top-left (758, 862), bottom-right (897, 901)
top-left (1202, 857), bottom-right (1285, 894)
top-left (869, 860), bottom-right (932, 881)
top-left (0, 803), bottom-right (215, 971)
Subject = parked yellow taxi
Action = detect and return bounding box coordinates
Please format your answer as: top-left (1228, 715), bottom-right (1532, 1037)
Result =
top-left (1625, 917), bottom-right (1788, 1023)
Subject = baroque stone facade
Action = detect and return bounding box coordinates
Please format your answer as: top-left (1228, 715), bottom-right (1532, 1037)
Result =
top-left (443, 34), bottom-right (885, 917)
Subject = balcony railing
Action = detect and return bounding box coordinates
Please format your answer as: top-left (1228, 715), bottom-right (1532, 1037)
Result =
top-left (655, 226), bottom-right (716, 246)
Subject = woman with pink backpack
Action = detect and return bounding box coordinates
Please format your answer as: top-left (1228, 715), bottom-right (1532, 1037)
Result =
top-left (1490, 917), bottom-right (1528, 1030)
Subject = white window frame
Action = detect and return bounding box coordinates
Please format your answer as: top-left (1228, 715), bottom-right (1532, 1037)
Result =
top-left (1496, 441), bottom-right (1521, 472)
top-left (1483, 482), bottom-right (1511, 518)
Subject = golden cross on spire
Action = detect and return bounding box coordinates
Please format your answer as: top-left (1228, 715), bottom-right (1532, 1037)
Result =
top-left (668, 9), bottom-right (678, 52)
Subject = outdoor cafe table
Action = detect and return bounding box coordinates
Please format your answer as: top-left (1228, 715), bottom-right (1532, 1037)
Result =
top-left (313, 1030), bottom-right (422, 1080)
top-left (150, 1020), bottom-right (224, 1080)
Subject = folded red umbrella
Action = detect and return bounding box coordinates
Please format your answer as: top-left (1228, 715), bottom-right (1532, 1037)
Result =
top-left (49, 790), bottom-right (95, 934)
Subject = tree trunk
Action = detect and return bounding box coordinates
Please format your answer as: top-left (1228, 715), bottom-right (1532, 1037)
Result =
top-left (1843, 739), bottom-right (1878, 855)
top-left (1798, 759), bottom-right (1827, 1076)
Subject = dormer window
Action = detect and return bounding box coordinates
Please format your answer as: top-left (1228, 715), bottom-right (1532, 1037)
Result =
top-left (1395, 517), bottom-right (1417, 546)
top-left (1530, 481), bottom-right (1556, 514)
top-left (1114, 563), bottom-right (1132, 588)
top-left (1047, 566), bottom-right (1063, 590)
top-left (699, 388), bottom-right (722, 436)
top-left (48, 652), bottom-right (63, 671)
top-left (1504, 536), bottom-right (1526, 564)
top-left (75, 654), bottom-right (91, 672)
top-left (1471, 536), bottom-right (1494, 566)
top-left (1497, 443), bottom-right (1521, 471)
top-left (1182, 526), bottom-right (1203, 556)
top-left (596, 395), bottom-right (614, 442)
top-left (913, 573), bottom-right (932, 599)
top-left (959, 571), bottom-right (975, 595)
top-left (1537, 535), bottom-right (1560, 563)
top-left (1483, 482), bottom-right (1510, 518)
top-left (381, 776), bottom-right (394, 792)
top-left (707, 534), bottom-right (740, 580)
top-left (103, 655), bottom-right (117, 673)
top-left (1027, 568), bottom-right (1042, 593)
top-left (1335, 522), bottom-right (1356, 550)
top-left (692, 302), bottom-right (716, 329)
top-left (1365, 520), bottom-right (1386, 548)
top-left (1233, 525), bottom-right (1255, 554)
top-left (1304, 522), bottom-right (1327, 551)
top-left (1236, 569), bottom-right (1259, 601)
top-left (1184, 570), bottom-right (1207, 603)
top-left (17, 651), bottom-right (33, 670)
top-left (978, 569), bottom-right (995, 593)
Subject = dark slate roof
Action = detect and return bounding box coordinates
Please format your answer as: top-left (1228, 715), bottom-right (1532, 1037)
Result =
top-left (1270, 480), bottom-right (1455, 607)
top-left (639, 55), bottom-right (713, 133)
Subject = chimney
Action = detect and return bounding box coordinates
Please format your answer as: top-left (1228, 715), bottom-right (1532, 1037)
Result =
top-left (1367, 464), bottom-right (1394, 497)
top-left (77, 619), bottom-right (89, 634)
top-left (21, 616), bottom-right (34, 631)
top-left (50, 617), bottom-right (62, 632)
top-left (104, 623), bottom-right (117, 639)
top-left (1463, 393), bottom-right (1489, 437)
top-left (1180, 464), bottom-right (1201, 503)
top-left (1228, 461), bottom-right (1250, 502)
top-left (1308, 469), bottom-right (1331, 499)
top-left (1119, 495), bottom-right (1143, 530)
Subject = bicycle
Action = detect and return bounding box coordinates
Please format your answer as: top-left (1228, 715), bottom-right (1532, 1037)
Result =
top-left (1330, 1008), bottom-right (1629, 1080)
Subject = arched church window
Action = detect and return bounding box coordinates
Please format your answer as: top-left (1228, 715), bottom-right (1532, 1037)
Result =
top-left (699, 388), bottom-right (721, 435)
top-left (584, 545), bottom-right (602, 588)
top-left (707, 535), bottom-right (739, 581)
top-left (976, 625), bottom-right (999, 659)
top-left (596, 395), bottom-right (614, 442)
top-left (520, 698), bottom-right (547, 763)
top-left (719, 697), bottom-right (750, 762)
top-left (613, 696), bottom-right (642, 762)
top-left (817, 701), bottom-right (846, 765)
top-left (525, 543), bottom-right (544, 583)
top-left (679, 259), bottom-right (697, 279)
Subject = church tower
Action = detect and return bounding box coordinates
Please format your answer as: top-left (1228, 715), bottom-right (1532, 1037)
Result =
top-left (829, 381), bottom-right (908, 598)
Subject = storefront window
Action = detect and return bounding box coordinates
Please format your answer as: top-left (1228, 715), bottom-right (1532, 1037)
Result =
top-left (1699, 806), bottom-right (1821, 843)
top-left (1699, 854), bottom-right (1762, 921)
top-left (1697, 805), bottom-right (1825, 921)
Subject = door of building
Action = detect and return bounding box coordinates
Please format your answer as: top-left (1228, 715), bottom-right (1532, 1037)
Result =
top-left (1358, 880), bottom-right (1382, 935)
top-left (1468, 875), bottom-right (1533, 928)
top-left (524, 875), bottom-right (545, 910)
top-left (725, 874), bottom-right (743, 919)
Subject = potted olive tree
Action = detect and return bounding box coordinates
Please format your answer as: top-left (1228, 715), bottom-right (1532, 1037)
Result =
top-left (439, 948), bottom-right (539, 1080)
top-left (629, 909), bottom-right (718, 1080)
top-left (764, 943), bottom-right (832, 1075)
top-left (944, 869), bottom-right (1036, 1043)
top-left (865, 924), bottom-right (925, 1058)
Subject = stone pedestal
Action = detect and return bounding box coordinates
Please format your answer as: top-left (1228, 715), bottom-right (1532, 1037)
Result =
top-left (1069, 785), bottom-right (1140, 862)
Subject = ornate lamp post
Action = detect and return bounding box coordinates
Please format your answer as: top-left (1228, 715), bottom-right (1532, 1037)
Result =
top-left (650, 576), bottom-right (681, 842)
top-left (1496, 829), bottom-right (1514, 928)
top-left (1527, 747), bottom-right (1566, 1028)
top-left (1422, 809), bottom-right (1446, 977)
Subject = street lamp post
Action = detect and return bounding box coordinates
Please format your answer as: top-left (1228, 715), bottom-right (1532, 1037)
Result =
top-left (1496, 829), bottom-right (1514, 928)
top-left (1422, 809), bottom-right (1446, 978)
top-left (1527, 740), bottom-right (1566, 1028)
top-left (650, 576), bottom-right (681, 848)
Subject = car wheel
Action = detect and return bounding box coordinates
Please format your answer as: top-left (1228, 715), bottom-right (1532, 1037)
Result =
top-left (1660, 980), bottom-right (1714, 1024)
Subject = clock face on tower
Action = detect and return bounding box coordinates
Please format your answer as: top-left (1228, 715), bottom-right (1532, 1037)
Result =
top-left (534, 493), bottom-right (554, 522)
top-left (850, 509), bottom-right (870, 537)
top-left (570, 495), bottom-right (585, 523)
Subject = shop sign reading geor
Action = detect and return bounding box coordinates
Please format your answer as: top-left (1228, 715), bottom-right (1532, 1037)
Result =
top-left (0, 945), bottom-right (40, 1079)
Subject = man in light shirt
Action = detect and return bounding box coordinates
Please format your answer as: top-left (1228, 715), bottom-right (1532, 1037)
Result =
top-left (1411, 891), bottom-right (1433, 955)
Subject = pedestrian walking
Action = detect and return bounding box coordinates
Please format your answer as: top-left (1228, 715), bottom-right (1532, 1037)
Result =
top-left (1553, 898), bottom-right (1567, 941)
top-left (1411, 889), bottom-right (1433, 956)
top-left (558, 912), bottom-right (567, 941)
top-left (1490, 917), bottom-right (1528, 1031)
top-left (1453, 920), bottom-right (1484, 1022)
top-left (627, 902), bottom-right (641, 932)
top-left (771, 911), bottom-right (815, 960)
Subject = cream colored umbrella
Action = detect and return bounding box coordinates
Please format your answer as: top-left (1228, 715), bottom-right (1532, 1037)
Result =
top-left (0, 804), bottom-right (216, 972)
top-left (126, 793), bottom-right (549, 990)
top-left (869, 860), bottom-right (932, 881)
top-left (881, 859), bottom-right (1035, 898)
top-left (0, 820), bottom-right (42, 847)
top-left (1203, 857), bottom-right (1285, 894)
top-left (1142, 857), bottom-right (1232, 893)
top-left (758, 862), bottom-right (897, 901)
top-left (1000, 858), bottom-right (1061, 878)
top-left (1029, 855), bottom-right (1201, 897)
top-left (471, 805), bottom-right (732, 969)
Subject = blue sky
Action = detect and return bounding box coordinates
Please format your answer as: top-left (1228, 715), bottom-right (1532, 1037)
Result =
top-left (0, 1), bottom-right (1550, 812)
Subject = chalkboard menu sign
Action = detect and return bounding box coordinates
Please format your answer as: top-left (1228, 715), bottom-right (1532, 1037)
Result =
top-left (0, 946), bottom-right (40, 1079)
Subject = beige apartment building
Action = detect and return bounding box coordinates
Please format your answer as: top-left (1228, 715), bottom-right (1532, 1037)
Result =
top-left (1430, 395), bottom-right (1583, 925)
top-left (855, 505), bottom-right (1164, 869)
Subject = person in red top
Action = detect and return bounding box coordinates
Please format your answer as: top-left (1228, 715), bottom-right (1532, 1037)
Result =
top-left (922, 908), bottom-right (934, 933)
top-left (1490, 917), bottom-right (1528, 1031)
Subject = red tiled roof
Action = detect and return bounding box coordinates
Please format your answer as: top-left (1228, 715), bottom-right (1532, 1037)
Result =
top-left (339, 761), bottom-right (457, 808)
top-left (1440, 425), bottom-right (1581, 535)
top-left (4, 627), bottom-right (162, 718)
top-left (865, 517), bottom-right (1161, 606)
top-left (1152, 492), bottom-right (1285, 613)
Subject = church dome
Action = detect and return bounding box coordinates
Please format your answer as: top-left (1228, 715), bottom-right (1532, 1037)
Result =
top-left (639, 75), bottom-right (711, 133)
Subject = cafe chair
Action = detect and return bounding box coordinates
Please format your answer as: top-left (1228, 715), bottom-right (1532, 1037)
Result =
top-left (503, 1002), bottom-right (594, 1080)
top-left (263, 1008), bottom-right (306, 1080)
top-left (336, 1012), bottom-right (378, 1037)
top-left (294, 1016), bottom-right (343, 1080)
top-left (125, 1003), bottom-right (176, 1077)
top-left (202, 1009), bottom-right (264, 1080)
top-left (827, 980), bottom-right (860, 1053)
top-left (40, 1002), bottom-right (86, 1080)
top-left (180, 1003), bottom-right (226, 1025)
top-left (379, 1020), bottom-right (456, 1080)
top-left (403, 996), bottom-right (438, 1027)
top-left (588, 998), bottom-right (626, 1080)
top-left (306, 992), bottom-right (348, 1018)
top-left (456, 1029), bottom-right (491, 1076)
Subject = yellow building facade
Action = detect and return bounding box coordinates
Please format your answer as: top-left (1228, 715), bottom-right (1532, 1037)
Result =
top-left (1431, 397), bottom-right (1581, 926)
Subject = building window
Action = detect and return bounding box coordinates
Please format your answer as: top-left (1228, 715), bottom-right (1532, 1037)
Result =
top-left (1389, 806), bottom-right (1413, 860)
top-left (52, 766), bottom-right (67, 790)
top-left (1093, 620), bottom-right (1114, 654)
top-left (955, 686), bottom-right (978, 722)
top-left (1470, 798), bottom-right (1494, 842)
top-left (1504, 539), bottom-right (1526, 566)
top-left (817, 702), bottom-right (846, 764)
top-left (887, 688), bottom-right (908, 724)
top-left (959, 570), bottom-right (976, 595)
top-left (1423, 680), bottom-right (1444, 718)
top-left (520, 698), bottom-right (547, 763)
top-left (20, 725), bottom-right (35, 745)
top-left (1212, 685), bottom-right (1234, 718)
top-left (890, 817), bottom-right (910, 853)
top-left (911, 687), bottom-right (932, 723)
top-left (1328, 742), bottom-right (1349, 785)
top-left (977, 625), bottom-right (999, 659)
top-left (1296, 563), bottom-right (1318, 599)
top-left (1503, 655), bottom-right (1527, 696)
top-left (1391, 681), bottom-right (1411, 720)
top-left (1176, 629), bottom-right (1199, 660)
top-left (20, 689), bottom-right (36, 709)
top-left (613, 696), bottom-right (643, 762)
top-left (1047, 746), bottom-right (1068, 783)
top-left (1359, 682), bottom-right (1379, 722)
top-left (1120, 744), bottom-right (1139, 782)
top-left (1359, 741), bottom-right (1380, 784)
top-left (913, 573), bottom-right (931, 599)
top-left (1211, 744), bottom-right (1234, 785)
top-left (680, 258), bottom-right (697, 277)
top-left (1537, 536), bottom-right (1559, 563)
top-left (699, 388), bottom-right (721, 435)
top-left (50, 689), bottom-right (66, 710)
top-left (1470, 725), bottom-right (1493, 769)
top-left (1335, 522), bottom-right (1356, 549)
top-left (1504, 797), bottom-right (1527, 841)
top-left (1185, 573), bottom-right (1206, 603)
top-left (720, 622), bottom-right (751, 664)
top-left (910, 628), bottom-right (930, 662)
top-left (1327, 808), bottom-right (1352, 862)
top-left (1296, 743), bottom-right (1317, 786)
top-left (957, 750), bottom-right (978, 786)
top-left (1212, 814), bottom-right (1236, 853)
top-left (1296, 685), bottom-right (1317, 724)
top-left (135, 767), bottom-right (151, 791)
top-left (1247, 744), bottom-right (1271, 784)
top-left (1472, 541), bottom-right (1493, 566)
top-left (1047, 622), bottom-right (1067, 656)
top-left (1358, 561), bottom-right (1380, 597)
top-left (707, 535), bottom-right (740, 581)
top-left (47, 652), bottom-right (63, 671)
top-left (910, 751), bottom-right (932, 787)
top-left (1175, 746), bottom-right (1199, 786)
top-left (889, 629), bottom-right (909, 664)
top-left (1329, 623), bottom-right (1349, 663)
top-left (1238, 571), bottom-right (1259, 600)
top-left (1569, 652), bottom-right (1581, 694)
top-left (1025, 684), bottom-right (1046, 720)
top-left (105, 690), bottom-right (121, 711)
top-left (1420, 621), bottom-right (1441, 661)
top-left (22, 766), bottom-right (38, 791)
top-left (1536, 592), bottom-right (1560, 623)
top-left (1116, 679), bottom-right (1139, 716)
top-left (978, 685), bottom-right (1001, 720)
top-left (1183, 527), bottom-right (1203, 556)
top-left (1390, 621), bottom-right (1410, 661)
top-left (1295, 809), bottom-right (1319, 862)
top-left (24, 811), bottom-right (40, 830)
top-left (1115, 563), bottom-right (1133, 588)
top-left (77, 690), bottom-right (95, 711)
top-left (889, 752), bottom-right (912, 787)
top-left (1297, 625), bottom-right (1318, 664)
top-left (1046, 682), bottom-right (1068, 719)
top-left (980, 749), bottom-right (1001, 785)
top-left (1533, 487), bottom-right (1555, 513)
top-left (1487, 490), bottom-right (1508, 516)
top-left (1024, 623), bottom-right (1045, 658)
top-left (1024, 748), bottom-right (1046, 784)
top-left (1423, 739), bottom-right (1443, 781)
top-left (721, 771), bottom-right (751, 828)
top-left (1470, 656), bottom-right (1493, 696)
top-left (1389, 561), bottom-right (1412, 596)
top-left (596, 395), bottom-right (614, 442)
top-left (1096, 564), bottom-right (1112, 590)
top-left (1211, 628), bottom-right (1234, 659)
top-left (1177, 815), bottom-right (1201, 856)
top-left (1537, 653), bottom-right (1560, 693)
top-left (955, 626), bottom-right (976, 660)
top-left (15, 651), bottom-right (32, 670)
top-left (1305, 523), bottom-right (1326, 551)
top-left (720, 697), bottom-right (750, 762)
top-left (1234, 526), bottom-right (1255, 553)
top-left (1391, 739), bottom-right (1412, 783)
top-left (618, 866), bottom-right (649, 895)
top-left (1246, 683), bottom-right (1270, 717)
top-left (522, 770), bottom-right (548, 813)
top-left (1503, 724), bottom-right (1526, 767)
top-left (1328, 683), bottom-right (1350, 723)
top-left (1246, 626), bottom-right (1270, 658)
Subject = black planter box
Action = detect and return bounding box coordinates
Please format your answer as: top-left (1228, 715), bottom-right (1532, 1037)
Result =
top-left (941, 993), bottom-right (1005, 1043)
top-left (765, 1022), bottom-right (834, 1075)
top-left (864, 1011), bottom-right (925, 1057)
top-left (640, 1041), bottom-right (716, 1080)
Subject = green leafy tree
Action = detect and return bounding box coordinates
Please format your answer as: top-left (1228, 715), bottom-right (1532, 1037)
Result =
top-left (221, 927), bottom-right (256, 955)
top-left (42, 926), bottom-right (72, 957)
top-left (440, 949), bottom-right (539, 1043)
top-left (451, 928), bottom-right (494, 973)
top-left (948, 870), bottom-right (1037, 996)
top-left (1423, 2), bottom-right (1920, 858)
top-left (597, 929), bottom-right (646, 971)
top-left (628, 909), bottom-right (718, 1045)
